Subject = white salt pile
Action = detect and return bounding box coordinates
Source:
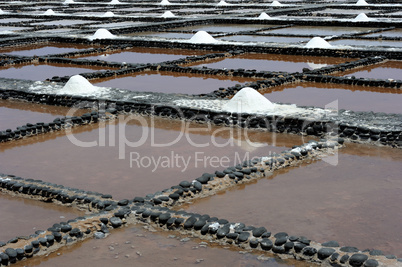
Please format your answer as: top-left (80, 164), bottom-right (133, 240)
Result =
top-left (109, 0), bottom-right (121, 4)
top-left (159, 0), bottom-right (172, 5)
top-left (258, 12), bottom-right (271, 19)
top-left (217, 0), bottom-right (230, 6)
top-left (44, 9), bottom-right (56, 15)
top-left (307, 62), bottom-right (327, 69)
top-left (59, 75), bottom-right (98, 95)
top-left (223, 87), bottom-right (274, 113)
top-left (270, 1), bottom-right (282, 7)
top-left (305, 37), bottom-right (332, 48)
top-left (353, 13), bottom-right (371, 22)
top-left (88, 29), bottom-right (116, 41)
top-left (0, 8), bottom-right (6, 14)
top-left (189, 31), bottom-right (218, 44)
top-left (63, 0), bottom-right (74, 4)
top-left (355, 0), bottom-right (368, 5)
top-left (161, 11), bottom-right (175, 18)
top-left (102, 11), bottom-right (115, 17)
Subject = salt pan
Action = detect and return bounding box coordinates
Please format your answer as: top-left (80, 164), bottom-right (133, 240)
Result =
top-left (161, 11), bottom-right (175, 18)
top-left (217, 0), bottom-right (230, 6)
top-left (109, 0), bottom-right (121, 4)
top-left (0, 9), bottom-right (5, 14)
top-left (258, 12), bottom-right (271, 19)
top-left (305, 37), bottom-right (332, 49)
top-left (63, 0), bottom-right (74, 4)
top-left (189, 31), bottom-right (217, 44)
top-left (223, 87), bottom-right (274, 113)
top-left (102, 11), bottom-right (115, 17)
top-left (88, 29), bottom-right (116, 41)
top-left (59, 75), bottom-right (98, 95)
top-left (270, 1), bottom-right (282, 7)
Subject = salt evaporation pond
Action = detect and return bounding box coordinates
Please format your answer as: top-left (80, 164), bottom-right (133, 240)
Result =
top-left (329, 39), bottom-right (402, 48)
top-left (92, 71), bottom-right (260, 94)
top-left (186, 53), bottom-right (350, 73)
top-left (0, 115), bottom-right (309, 200)
top-left (30, 20), bottom-right (92, 26)
top-left (0, 63), bottom-right (113, 81)
top-left (80, 47), bottom-right (208, 64)
top-left (217, 35), bottom-right (309, 44)
top-left (182, 143), bottom-right (402, 257)
top-left (262, 26), bottom-right (378, 36)
top-left (0, 99), bottom-right (88, 131)
top-left (19, 226), bottom-right (314, 267)
top-left (125, 32), bottom-right (194, 39)
top-left (0, 43), bottom-right (95, 57)
top-left (0, 193), bottom-right (84, 242)
top-left (339, 61), bottom-right (402, 80)
top-left (262, 82), bottom-right (402, 114)
top-left (173, 24), bottom-right (271, 33)
top-left (365, 28), bottom-right (402, 38)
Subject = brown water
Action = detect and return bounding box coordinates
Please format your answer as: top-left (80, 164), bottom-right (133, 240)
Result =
top-left (0, 63), bottom-right (113, 81)
top-left (0, 99), bottom-right (88, 131)
top-left (15, 226), bottom-right (314, 267)
top-left (262, 82), bottom-right (402, 113)
top-left (92, 71), bottom-right (260, 94)
top-left (217, 35), bottom-right (308, 44)
top-left (330, 39), bottom-right (402, 48)
top-left (339, 61), bottom-right (402, 80)
top-left (0, 43), bottom-right (96, 57)
top-left (186, 54), bottom-right (350, 73)
top-left (182, 143), bottom-right (402, 257)
top-left (262, 26), bottom-right (378, 36)
top-left (0, 115), bottom-right (308, 200)
top-left (0, 193), bottom-right (84, 242)
top-left (80, 47), bottom-right (208, 64)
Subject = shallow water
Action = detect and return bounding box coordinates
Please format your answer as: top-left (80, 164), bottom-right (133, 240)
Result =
top-left (186, 53), bottom-right (350, 73)
top-left (0, 193), bottom-right (84, 242)
top-left (172, 24), bottom-right (271, 33)
top-left (217, 35), bottom-right (308, 44)
top-left (80, 47), bottom-right (208, 64)
top-left (14, 226), bottom-right (314, 267)
top-left (340, 61), bottom-right (402, 80)
top-left (125, 32), bottom-right (195, 39)
top-left (0, 115), bottom-right (308, 200)
top-left (92, 71), bottom-right (260, 94)
top-left (330, 39), bottom-right (402, 48)
top-left (0, 63), bottom-right (112, 81)
top-left (182, 143), bottom-right (402, 257)
top-left (262, 26), bottom-right (377, 36)
top-left (0, 43), bottom-right (94, 56)
top-left (364, 28), bottom-right (402, 38)
top-left (30, 20), bottom-right (92, 26)
top-left (262, 82), bottom-right (402, 113)
top-left (0, 99), bottom-right (87, 130)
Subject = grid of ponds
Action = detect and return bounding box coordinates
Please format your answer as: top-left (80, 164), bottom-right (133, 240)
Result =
top-left (0, 0), bottom-right (402, 267)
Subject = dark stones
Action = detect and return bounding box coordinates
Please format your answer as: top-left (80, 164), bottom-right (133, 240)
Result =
top-left (216, 226), bottom-right (230, 239)
top-left (193, 181), bottom-right (202, 191)
top-left (169, 193), bottom-right (180, 200)
top-left (275, 236), bottom-right (287, 246)
top-left (341, 246), bottom-right (359, 253)
top-left (369, 250), bottom-right (383, 256)
top-left (349, 254), bottom-right (368, 266)
top-left (294, 242), bottom-right (307, 253)
top-left (109, 217), bottom-right (123, 228)
top-left (158, 213), bottom-right (171, 224)
top-left (179, 181), bottom-right (191, 188)
top-left (260, 238), bottom-right (273, 251)
top-left (364, 259), bottom-right (379, 267)
top-left (226, 232), bottom-right (239, 240)
top-left (318, 248), bottom-right (336, 260)
top-left (252, 227), bottom-right (267, 237)
top-left (302, 247), bottom-right (317, 257)
top-left (340, 254), bottom-right (350, 264)
top-left (184, 216), bottom-right (197, 229)
top-left (238, 232), bottom-right (250, 242)
top-left (5, 248), bottom-right (17, 259)
top-left (61, 224), bottom-right (72, 233)
top-left (215, 171), bottom-right (225, 178)
top-left (322, 240), bottom-right (340, 247)
top-left (249, 239), bottom-right (259, 248)
top-left (272, 245), bottom-right (286, 254)
top-left (193, 219), bottom-right (207, 230)
top-left (133, 197), bottom-right (144, 203)
top-left (118, 199), bottom-right (129, 206)
top-left (0, 252), bottom-right (9, 265)
top-left (69, 228), bottom-right (81, 237)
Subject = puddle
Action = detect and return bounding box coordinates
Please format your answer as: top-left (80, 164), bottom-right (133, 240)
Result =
top-left (0, 63), bottom-right (113, 81)
top-left (181, 143), bottom-right (402, 257)
top-left (173, 24), bottom-right (271, 33)
top-left (186, 53), bottom-right (350, 73)
top-left (30, 20), bottom-right (92, 26)
top-left (0, 43), bottom-right (95, 56)
top-left (340, 61), bottom-right (402, 80)
top-left (364, 28), bottom-right (402, 38)
top-left (0, 193), bottom-right (84, 242)
top-left (262, 82), bottom-right (402, 113)
top-left (261, 26), bottom-right (378, 36)
top-left (330, 39), bottom-right (402, 48)
top-left (0, 99), bottom-right (88, 130)
top-left (92, 71), bottom-right (260, 94)
top-left (217, 35), bottom-right (308, 44)
top-left (125, 32), bottom-right (194, 39)
top-left (0, 115), bottom-right (308, 200)
top-left (79, 47), bottom-right (208, 64)
top-left (14, 225), bottom-right (314, 267)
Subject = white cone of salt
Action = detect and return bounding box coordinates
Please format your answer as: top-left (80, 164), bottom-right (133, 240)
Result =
top-left (223, 87), bottom-right (274, 113)
top-left (305, 37), bottom-right (332, 49)
top-left (59, 75), bottom-right (98, 95)
top-left (189, 31), bottom-right (217, 44)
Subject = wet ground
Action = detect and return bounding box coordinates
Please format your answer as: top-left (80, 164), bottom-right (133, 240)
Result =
top-left (181, 143), bottom-right (402, 257)
top-left (339, 61), bottom-right (402, 80)
top-left (92, 71), bottom-right (260, 94)
top-left (0, 115), bottom-right (308, 200)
